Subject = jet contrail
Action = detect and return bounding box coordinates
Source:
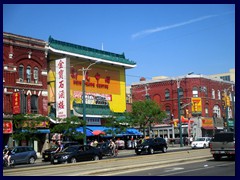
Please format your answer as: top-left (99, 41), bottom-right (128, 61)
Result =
top-left (131, 14), bottom-right (218, 39)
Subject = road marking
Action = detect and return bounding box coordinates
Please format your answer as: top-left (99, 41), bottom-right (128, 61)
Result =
top-left (164, 167), bottom-right (184, 172)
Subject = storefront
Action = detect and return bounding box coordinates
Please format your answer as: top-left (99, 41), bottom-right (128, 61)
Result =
top-left (46, 36), bottom-right (136, 131)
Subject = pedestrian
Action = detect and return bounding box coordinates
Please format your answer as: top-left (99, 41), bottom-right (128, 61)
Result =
top-left (3, 145), bottom-right (12, 166)
top-left (108, 139), bottom-right (116, 157)
top-left (190, 136), bottom-right (193, 145)
top-left (164, 136), bottom-right (168, 144)
top-left (93, 139), bottom-right (98, 147)
top-left (54, 140), bottom-right (63, 153)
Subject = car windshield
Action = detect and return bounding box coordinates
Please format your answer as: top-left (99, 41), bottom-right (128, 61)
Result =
top-left (62, 146), bottom-right (79, 152)
top-left (196, 138), bottom-right (205, 141)
top-left (141, 139), bottom-right (154, 145)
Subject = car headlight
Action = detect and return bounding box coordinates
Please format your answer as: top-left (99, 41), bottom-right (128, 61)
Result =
top-left (62, 155), bottom-right (69, 160)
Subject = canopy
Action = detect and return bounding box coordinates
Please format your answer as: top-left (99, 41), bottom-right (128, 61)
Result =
top-left (75, 127), bottom-right (94, 136)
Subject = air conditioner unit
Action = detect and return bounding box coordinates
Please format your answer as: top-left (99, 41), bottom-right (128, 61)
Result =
top-left (19, 78), bottom-right (23, 82)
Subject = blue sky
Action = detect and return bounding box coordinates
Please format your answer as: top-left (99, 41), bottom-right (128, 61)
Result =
top-left (3, 4), bottom-right (235, 86)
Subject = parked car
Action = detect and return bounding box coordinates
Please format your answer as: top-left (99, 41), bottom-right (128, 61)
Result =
top-left (191, 137), bottom-right (212, 149)
top-left (96, 142), bottom-right (111, 156)
top-left (51, 145), bottom-right (102, 164)
top-left (135, 137), bottom-right (168, 155)
top-left (10, 146), bottom-right (37, 165)
top-left (42, 141), bottom-right (79, 161)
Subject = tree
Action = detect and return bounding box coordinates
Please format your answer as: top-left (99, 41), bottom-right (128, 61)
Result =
top-left (127, 100), bottom-right (167, 138)
top-left (50, 116), bottom-right (85, 142)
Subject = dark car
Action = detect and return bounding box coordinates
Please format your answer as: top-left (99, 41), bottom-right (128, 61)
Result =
top-left (51, 145), bottom-right (103, 164)
top-left (10, 146), bottom-right (37, 165)
top-left (42, 141), bottom-right (79, 161)
top-left (135, 137), bottom-right (168, 155)
top-left (96, 142), bottom-right (111, 156)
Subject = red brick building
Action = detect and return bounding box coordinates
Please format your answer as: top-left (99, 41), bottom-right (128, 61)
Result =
top-left (131, 75), bottom-right (235, 139)
top-left (3, 32), bottom-right (48, 150)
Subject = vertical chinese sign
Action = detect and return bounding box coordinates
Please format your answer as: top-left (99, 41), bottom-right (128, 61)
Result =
top-left (56, 58), bottom-right (67, 119)
top-left (191, 97), bottom-right (202, 113)
top-left (3, 121), bottom-right (13, 134)
top-left (12, 92), bottom-right (20, 114)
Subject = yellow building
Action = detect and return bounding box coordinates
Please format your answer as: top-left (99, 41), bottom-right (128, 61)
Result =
top-left (47, 36), bottom-right (136, 126)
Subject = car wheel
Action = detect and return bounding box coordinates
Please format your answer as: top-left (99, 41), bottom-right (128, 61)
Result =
top-left (148, 148), bottom-right (154, 154)
top-left (29, 156), bottom-right (35, 164)
top-left (162, 147), bottom-right (167, 153)
top-left (10, 159), bottom-right (15, 167)
top-left (203, 144), bottom-right (206, 149)
top-left (93, 155), bottom-right (99, 161)
top-left (213, 154), bottom-right (221, 161)
top-left (70, 157), bottom-right (77, 163)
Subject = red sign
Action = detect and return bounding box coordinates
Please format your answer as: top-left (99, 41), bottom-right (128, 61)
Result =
top-left (3, 121), bottom-right (13, 134)
top-left (12, 92), bottom-right (20, 114)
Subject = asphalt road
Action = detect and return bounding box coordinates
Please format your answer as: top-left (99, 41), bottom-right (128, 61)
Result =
top-left (4, 148), bottom-right (217, 176)
top-left (104, 157), bottom-right (235, 176)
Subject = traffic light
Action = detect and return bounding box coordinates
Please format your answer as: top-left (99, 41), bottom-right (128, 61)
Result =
top-left (221, 93), bottom-right (226, 108)
top-left (174, 121), bottom-right (178, 127)
top-left (226, 96), bottom-right (230, 107)
top-left (194, 103), bottom-right (198, 112)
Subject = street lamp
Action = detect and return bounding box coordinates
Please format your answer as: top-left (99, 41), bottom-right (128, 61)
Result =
top-left (177, 72), bottom-right (194, 147)
top-left (81, 61), bottom-right (100, 145)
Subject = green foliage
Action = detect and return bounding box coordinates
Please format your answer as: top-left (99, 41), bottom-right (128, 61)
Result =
top-left (127, 99), bottom-right (167, 130)
top-left (51, 116), bottom-right (84, 141)
top-left (104, 112), bottom-right (128, 136)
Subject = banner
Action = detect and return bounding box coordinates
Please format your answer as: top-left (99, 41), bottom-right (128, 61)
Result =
top-left (12, 92), bottom-right (20, 114)
top-left (3, 120), bottom-right (13, 134)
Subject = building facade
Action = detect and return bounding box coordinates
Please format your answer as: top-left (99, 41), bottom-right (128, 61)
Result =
top-left (3, 32), bottom-right (49, 154)
top-left (209, 68), bottom-right (235, 82)
top-left (46, 36), bottom-right (136, 131)
top-left (131, 74), bottom-right (235, 140)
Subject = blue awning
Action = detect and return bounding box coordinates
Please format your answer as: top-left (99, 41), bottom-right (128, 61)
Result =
top-left (75, 127), bottom-right (94, 136)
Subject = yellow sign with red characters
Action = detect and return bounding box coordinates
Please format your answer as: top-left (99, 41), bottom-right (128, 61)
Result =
top-left (191, 97), bottom-right (202, 112)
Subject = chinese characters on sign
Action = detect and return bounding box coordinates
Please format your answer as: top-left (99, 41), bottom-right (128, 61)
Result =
top-left (3, 121), bottom-right (13, 134)
top-left (191, 97), bottom-right (202, 112)
top-left (12, 92), bottom-right (20, 114)
top-left (56, 58), bottom-right (67, 119)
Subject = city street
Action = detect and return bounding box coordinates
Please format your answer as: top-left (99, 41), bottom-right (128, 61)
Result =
top-left (4, 148), bottom-right (231, 176)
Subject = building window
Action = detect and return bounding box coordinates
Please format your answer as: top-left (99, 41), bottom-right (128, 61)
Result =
top-left (205, 107), bottom-right (209, 117)
top-left (218, 90), bottom-right (221, 100)
top-left (179, 88), bottom-right (183, 98)
top-left (33, 67), bottom-right (39, 84)
top-left (220, 75), bottom-right (230, 81)
top-left (165, 106), bottom-right (171, 116)
top-left (213, 105), bottom-right (221, 118)
top-left (20, 93), bottom-right (27, 114)
top-left (31, 95), bottom-right (38, 114)
top-left (26, 66), bottom-right (31, 83)
top-left (192, 87), bottom-right (198, 97)
top-left (19, 65), bottom-right (24, 81)
top-left (165, 89), bottom-right (170, 100)
top-left (212, 89), bottom-right (215, 99)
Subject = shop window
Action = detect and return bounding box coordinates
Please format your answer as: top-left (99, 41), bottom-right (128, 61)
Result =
top-left (31, 95), bottom-right (38, 114)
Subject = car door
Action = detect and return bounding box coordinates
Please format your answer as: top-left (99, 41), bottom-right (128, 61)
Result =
top-left (12, 147), bottom-right (26, 164)
top-left (76, 146), bottom-right (89, 161)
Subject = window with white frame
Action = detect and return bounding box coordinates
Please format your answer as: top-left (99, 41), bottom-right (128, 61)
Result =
top-left (212, 89), bottom-right (215, 99)
top-left (213, 105), bottom-right (221, 117)
top-left (19, 65), bottom-right (24, 81)
top-left (33, 67), bottom-right (39, 83)
top-left (218, 90), bottom-right (221, 100)
top-left (192, 87), bottom-right (198, 97)
top-left (26, 66), bottom-right (31, 83)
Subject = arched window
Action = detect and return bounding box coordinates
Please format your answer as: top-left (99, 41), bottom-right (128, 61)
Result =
top-left (33, 67), bottom-right (39, 83)
top-left (192, 87), bottom-right (198, 97)
top-left (165, 106), bottom-right (171, 116)
top-left (165, 89), bottom-right (170, 100)
top-left (212, 89), bottom-right (215, 99)
top-left (213, 105), bottom-right (221, 117)
top-left (19, 65), bottom-right (24, 81)
top-left (26, 66), bottom-right (31, 83)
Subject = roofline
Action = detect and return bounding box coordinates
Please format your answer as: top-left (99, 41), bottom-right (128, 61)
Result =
top-left (131, 74), bottom-right (235, 86)
top-left (47, 46), bottom-right (136, 69)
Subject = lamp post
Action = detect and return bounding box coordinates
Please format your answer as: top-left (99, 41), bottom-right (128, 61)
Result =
top-left (177, 72), bottom-right (193, 147)
top-left (82, 61), bottom-right (99, 145)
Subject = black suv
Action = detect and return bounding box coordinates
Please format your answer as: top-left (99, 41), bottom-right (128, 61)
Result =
top-left (135, 137), bottom-right (168, 155)
top-left (42, 141), bottom-right (79, 161)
